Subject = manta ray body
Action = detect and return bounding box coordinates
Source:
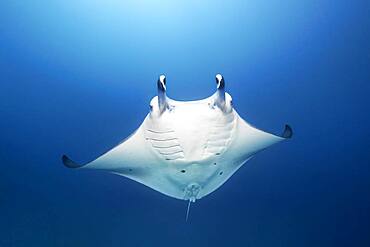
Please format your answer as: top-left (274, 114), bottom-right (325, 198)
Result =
top-left (63, 74), bottom-right (292, 203)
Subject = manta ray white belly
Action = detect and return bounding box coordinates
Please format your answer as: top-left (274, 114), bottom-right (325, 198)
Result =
top-left (62, 74), bottom-right (292, 201)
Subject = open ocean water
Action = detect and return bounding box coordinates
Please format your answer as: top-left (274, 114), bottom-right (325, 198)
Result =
top-left (0, 1), bottom-right (369, 246)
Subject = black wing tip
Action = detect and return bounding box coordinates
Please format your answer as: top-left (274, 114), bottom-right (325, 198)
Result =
top-left (282, 124), bottom-right (293, 139)
top-left (62, 154), bottom-right (83, 168)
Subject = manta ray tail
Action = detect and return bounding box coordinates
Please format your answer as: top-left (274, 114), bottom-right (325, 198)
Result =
top-left (186, 200), bottom-right (192, 222)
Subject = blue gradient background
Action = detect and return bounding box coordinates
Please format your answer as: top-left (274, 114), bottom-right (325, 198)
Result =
top-left (1, 1), bottom-right (370, 246)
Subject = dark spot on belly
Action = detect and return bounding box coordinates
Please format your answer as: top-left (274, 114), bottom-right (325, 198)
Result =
top-left (181, 170), bottom-right (186, 173)
top-left (213, 162), bottom-right (217, 165)
top-left (129, 169), bottom-right (132, 172)
top-left (219, 171), bottom-right (223, 175)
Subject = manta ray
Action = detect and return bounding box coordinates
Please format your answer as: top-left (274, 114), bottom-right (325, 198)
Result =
top-left (62, 74), bottom-right (292, 218)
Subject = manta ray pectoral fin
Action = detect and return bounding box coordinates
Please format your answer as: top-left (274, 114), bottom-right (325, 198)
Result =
top-left (235, 116), bottom-right (293, 158)
top-left (62, 129), bottom-right (148, 175)
top-left (62, 155), bottom-right (86, 169)
top-left (254, 124), bottom-right (293, 153)
top-left (281, 124), bottom-right (293, 139)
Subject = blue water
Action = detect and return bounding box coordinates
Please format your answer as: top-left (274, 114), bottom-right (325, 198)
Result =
top-left (1, 1), bottom-right (369, 246)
